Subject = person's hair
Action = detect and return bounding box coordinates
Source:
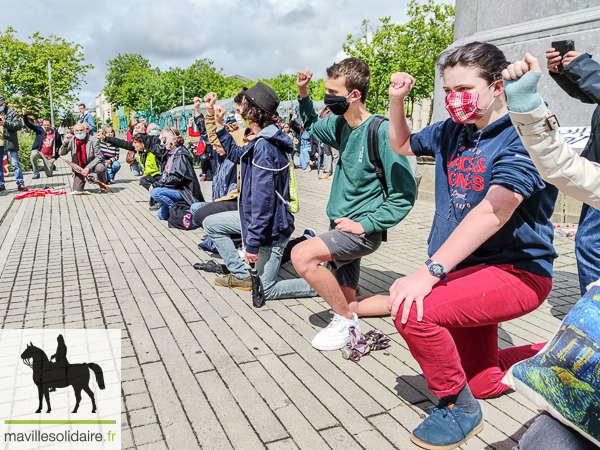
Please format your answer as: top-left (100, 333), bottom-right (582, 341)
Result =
top-left (147, 123), bottom-right (158, 131)
top-left (41, 118), bottom-right (51, 124)
top-left (83, 123), bottom-right (90, 129)
top-left (240, 97), bottom-right (278, 129)
top-left (437, 41), bottom-right (509, 85)
top-left (103, 125), bottom-right (115, 135)
top-left (326, 57), bottom-right (370, 102)
top-left (128, 118), bottom-right (139, 131)
top-left (173, 135), bottom-right (185, 147)
top-left (161, 125), bottom-right (180, 139)
top-left (78, 103), bottom-right (86, 108)
top-left (73, 123), bottom-right (85, 131)
top-left (233, 90), bottom-right (245, 105)
top-left (282, 123), bottom-right (290, 130)
top-left (132, 134), bottom-right (144, 144)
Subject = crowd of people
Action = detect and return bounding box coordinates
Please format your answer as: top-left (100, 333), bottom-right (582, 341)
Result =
top-left (1, 39), bottom-right (599, 449)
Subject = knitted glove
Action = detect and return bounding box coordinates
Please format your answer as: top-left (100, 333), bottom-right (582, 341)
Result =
top-left (503, 71), bottom-right (543, 113)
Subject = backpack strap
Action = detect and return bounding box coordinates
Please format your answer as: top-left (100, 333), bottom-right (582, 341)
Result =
top-left (368, 115), bottom-right (389, 199)
top-left (335, 115), bottom-right (347, 148)
top-left (368, 115), bottom-right (389, 242)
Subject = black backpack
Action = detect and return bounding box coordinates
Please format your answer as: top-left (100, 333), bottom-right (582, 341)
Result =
top-left (334, 114), bottom-right (391, 241)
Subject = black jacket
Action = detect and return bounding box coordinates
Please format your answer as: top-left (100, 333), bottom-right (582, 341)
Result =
top-left (105, 133), bottom-right (160, 168)
top-left (23, 115), bottom-right (62, 159)
top-left (153, 146), bottom-right (204, 206)
top-left (551, 53), bottom-right (600, 164)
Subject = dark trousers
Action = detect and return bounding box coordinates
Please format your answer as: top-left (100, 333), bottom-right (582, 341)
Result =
top-left (199, 153), bottom-right (213, 181)
top-left (140, 174), bottom-right (160, 206)
top-left (193, 199), bottom-right (238, 228)
top-left (73, 162), bottom-right (106, 191)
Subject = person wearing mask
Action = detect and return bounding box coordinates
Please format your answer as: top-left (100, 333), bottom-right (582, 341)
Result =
top-left (203, 82), bottom-right (318, 300)
top-left (60, 122), bottom-right (107, 193)
top-left (0, 96), bottom-right (27, 191)
top-left (78, 103), bottom-right (95, 135)
top-left (22, 109), bottom-right (62, 179)
top-left (149, 126), bottom-right (204, 220)
top-left (385, 42), bottom-right (559, 449)
top-left (292, 59), bottom-right (417, 350)
top-left (98, 126), bottom-right (121, 183)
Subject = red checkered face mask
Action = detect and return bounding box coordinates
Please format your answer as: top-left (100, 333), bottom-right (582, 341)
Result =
top-left (445, 83), bottom-right (496, 124)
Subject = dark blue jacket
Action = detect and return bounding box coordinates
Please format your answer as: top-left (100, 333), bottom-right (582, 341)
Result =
top-left (411, 114), bottom-right (558, 278)
top-left (216, 124), bottom-right (294, 254)
top-left (23, 115), bottom-right (62, 159)
top-left (551, 53), bottom-right (600, 164)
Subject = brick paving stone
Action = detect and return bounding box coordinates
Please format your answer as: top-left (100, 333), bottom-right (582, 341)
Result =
top-left (0, 159), bottom-right (583, 449)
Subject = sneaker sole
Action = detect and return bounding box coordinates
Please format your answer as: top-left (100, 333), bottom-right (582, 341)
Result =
top-left (311, 341), bottom-right (348, 351)
top-left (410, 418), bottom-right (484, 450)
top-left (213, 279), bottom-right (252, 291)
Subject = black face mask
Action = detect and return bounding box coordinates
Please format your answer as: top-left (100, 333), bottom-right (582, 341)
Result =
top-left (324, 93), bottom-right (352, 115)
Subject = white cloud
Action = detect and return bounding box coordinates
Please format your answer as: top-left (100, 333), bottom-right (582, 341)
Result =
top-left (2, 0), bottom-right (449, 107)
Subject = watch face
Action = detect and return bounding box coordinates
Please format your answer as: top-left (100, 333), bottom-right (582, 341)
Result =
top-left (429, 263), bottom-right (445, 277)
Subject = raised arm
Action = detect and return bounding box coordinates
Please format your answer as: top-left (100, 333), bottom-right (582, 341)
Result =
top-left (388, 72), bottom-right (416, 156)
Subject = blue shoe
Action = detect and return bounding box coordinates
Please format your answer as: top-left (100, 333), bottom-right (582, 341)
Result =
top-left (411, 402), bottom-right (483, 450)
top-left (32, 173), bottom-right (40, 179)
top-left (303, 228), bottom-right (316, 239)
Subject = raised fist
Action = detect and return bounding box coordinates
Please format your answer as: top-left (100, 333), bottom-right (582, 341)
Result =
top-left (388, 72), bottom-right (416, 100)
top-left (296, 70), bottom-right (313, 88)
top-left (502, 53), bottom-right (541, 81)
top-left (214, 105), bottom-right (226, 125)
top-left (204, 92), bottom-right (217, 108)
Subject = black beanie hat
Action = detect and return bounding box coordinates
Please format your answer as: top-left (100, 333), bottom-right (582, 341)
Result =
top-left (245, 82), bottom-right (280, 116)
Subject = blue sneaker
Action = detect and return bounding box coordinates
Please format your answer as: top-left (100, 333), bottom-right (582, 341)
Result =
top-left (411, 401), bottom-right (483, 450)
top-left (32, 173), bottom-right (40, 179)
top-left (303, 228), bottom-right (316, 239)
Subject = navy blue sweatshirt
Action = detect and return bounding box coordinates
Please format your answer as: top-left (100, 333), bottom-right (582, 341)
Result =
top-left (410, 114), bottom-right (558, 278)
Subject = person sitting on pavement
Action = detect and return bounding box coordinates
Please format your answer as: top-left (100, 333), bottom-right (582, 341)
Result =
top-left (202, 82), bottom-right (319, 301)
top-left (385, 42), bottom-right (559, 450)
top-left (98, 126), bottom-right (121, 184)
top-left (500, 49), bottom-right (600, 450)
top-left (290, 58), bottom-right (417, 351)
top-left (22, 109), bottom-right (62, 180)
top-left (149, 126), bottom-right (204, 221)
top-left (60, 122), bottom-right (107, 193)
top-left (0, 96), bottom-right (27, 192)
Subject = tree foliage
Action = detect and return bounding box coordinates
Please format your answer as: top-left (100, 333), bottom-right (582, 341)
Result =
top-left (0, 27), bottom-right (93, 111)
top-left (343, 0), bottom-right (454, 120)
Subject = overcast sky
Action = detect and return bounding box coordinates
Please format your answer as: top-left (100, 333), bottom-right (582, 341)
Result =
top-left (2, 0), bottom-right (454, 109)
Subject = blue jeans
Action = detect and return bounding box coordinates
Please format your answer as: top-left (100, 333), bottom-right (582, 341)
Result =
top-left (514, 413), bottom-right (596, 450)
top-left (107, 161), bottom-right (121, 181)
top-left (299, 145), bottom-right (311, 169)
top-left (575, 204), bottom-right (600, 295)
top-left (150, 187), bottom-right (183, 220)
top-left (0, 147), bottom-right (24, 186)
top-left (132, 161), bottom-right (142, 176)
top-left (203, 210), bottom-right (317, 300)
top-left (190, 201), bottom-right (208, 215)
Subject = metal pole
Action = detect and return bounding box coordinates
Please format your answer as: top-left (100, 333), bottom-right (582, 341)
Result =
top-left (150, 97), bottom-right (152, 111)
top-left (48, 61), bottom-right (55, 127)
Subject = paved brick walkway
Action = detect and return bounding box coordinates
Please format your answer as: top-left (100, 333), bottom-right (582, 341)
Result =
top-left (0, 157), bottom-right (581, 449)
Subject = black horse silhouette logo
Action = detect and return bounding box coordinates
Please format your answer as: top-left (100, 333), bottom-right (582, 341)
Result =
top-left (20, 334), bottom-right (105, 413)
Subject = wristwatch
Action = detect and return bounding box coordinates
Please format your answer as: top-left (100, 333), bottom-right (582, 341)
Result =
top-left (425, 259), bottom-right (448, 281)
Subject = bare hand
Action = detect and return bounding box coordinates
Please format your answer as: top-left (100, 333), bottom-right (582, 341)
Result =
top-left (292, 114), bottom-right (297, 120)
top-left (188, 117), bottom-right (194, 125)
top-left (204, 92), bottom-right (217, 108)
top-left (64, 134), bottom-right (73, 143)
top-left (96, 133), bottom-right (105, 140)
top-left (105, 160), bottom-right (111, 168)
top-left (81, 167), bottom-right (90, 177)
top-left (297, 70), bottom-right (313, 98)
top-left (563, 50), bottom-right (584, 68)
top-left (193, 96), bottom-right (202, 110)
top-left (0, 119), bottom-right (4, 127)
top-left (245, 252), bottom-right (259, 263)
top-left (502, 53), bottom-right (541, 80)
top-left (49, 158), bottom-right (55, 164)
top-left (334, 217), bottom-right (365, 235)
top-left (148, 185), bottom-right (153, 193)
top-left (215, 146), bottom-right (226, 156)
top-left (134, 123), bottom-right (145, 133)
top-left (546, 48), bottom-right (562, 73)
top-left (22, 108), bottom-right (27, 116)
top-left (214, 105), bottom-right (226, 126)
top-left (388, 267), bottom-right (439, 323)
top-left (389, 72), bottom-right (415, 100)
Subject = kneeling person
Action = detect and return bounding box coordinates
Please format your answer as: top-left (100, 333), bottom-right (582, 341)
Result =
top-left (203, 83), bottom-right (317, 301)
top-left (60, 123), bottom-right (107, 192)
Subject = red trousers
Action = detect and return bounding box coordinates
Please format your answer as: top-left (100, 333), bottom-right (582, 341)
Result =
top-left (395, 264), bottom-right (552, 399)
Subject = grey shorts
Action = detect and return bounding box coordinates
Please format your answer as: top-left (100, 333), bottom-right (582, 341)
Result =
top-left (320, 227), bottom-right (383, 290)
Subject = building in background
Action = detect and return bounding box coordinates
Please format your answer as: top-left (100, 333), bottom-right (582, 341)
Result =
top-left (95, 91), bottom-right (112, 125)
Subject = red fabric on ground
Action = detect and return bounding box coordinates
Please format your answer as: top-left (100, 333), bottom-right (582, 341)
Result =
top-left (394, 264), bottom-right (552, 399)
top-left (15, 189), bottom-right (67, 200)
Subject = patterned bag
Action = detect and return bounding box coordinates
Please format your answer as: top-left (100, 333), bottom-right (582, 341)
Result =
top-left (503, 285), bottom-right (600, 446)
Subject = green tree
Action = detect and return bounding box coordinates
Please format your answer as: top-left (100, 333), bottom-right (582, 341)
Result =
top-left (0, 27), bottom-right (93, 111)
top-left (104, 53), bottom-right (152, 109)
top-left (343, 0), bottom-right (454, 120)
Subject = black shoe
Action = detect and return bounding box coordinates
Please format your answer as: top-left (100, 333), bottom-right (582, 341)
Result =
top-left (149, 204), bottom-right (160, 211)
top-left (0, 185), bottom-right (5, 192)
top-left (193, 260), bottom-right (230, 275)
top-left (18, 185), bottom-right (28, 192)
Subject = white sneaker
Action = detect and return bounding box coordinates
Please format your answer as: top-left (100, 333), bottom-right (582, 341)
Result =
top-left (311, 312), bottom-right (360, 351)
